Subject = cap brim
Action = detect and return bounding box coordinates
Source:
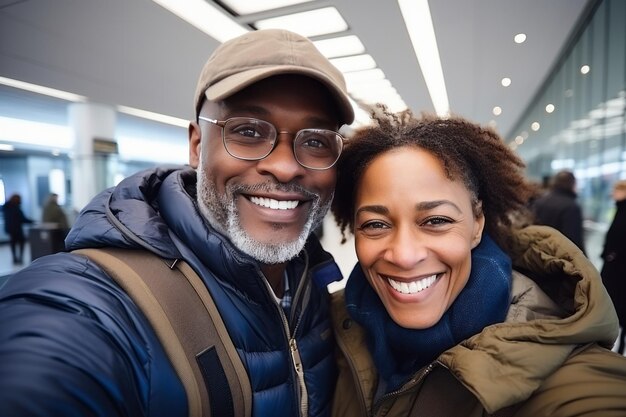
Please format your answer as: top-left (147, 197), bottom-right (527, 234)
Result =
top-left (205, 66), bottom-right (355, 126)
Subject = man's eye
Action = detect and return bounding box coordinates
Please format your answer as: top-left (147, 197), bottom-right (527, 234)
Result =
top-left (232, 125), bottom-right (263, 138)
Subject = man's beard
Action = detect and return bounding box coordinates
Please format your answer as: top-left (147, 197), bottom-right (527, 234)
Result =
top-left (195, 158), bottom-right (332, 264)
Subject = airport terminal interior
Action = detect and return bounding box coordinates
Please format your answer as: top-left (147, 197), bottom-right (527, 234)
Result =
top-left (1, 0), bottom-right (625, 301)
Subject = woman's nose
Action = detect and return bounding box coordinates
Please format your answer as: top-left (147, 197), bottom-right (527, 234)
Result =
top-left (382, 229), bottom-right (428, 269)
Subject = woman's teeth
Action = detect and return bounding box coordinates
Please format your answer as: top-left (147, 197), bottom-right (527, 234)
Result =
top-left (387, 274), bottom-right (438, 294)
top-left (250, 196), bottom-right (299, 210)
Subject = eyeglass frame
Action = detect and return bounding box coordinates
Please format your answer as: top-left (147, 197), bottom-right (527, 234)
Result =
top-left (198, 116), bottom-right (344, 170)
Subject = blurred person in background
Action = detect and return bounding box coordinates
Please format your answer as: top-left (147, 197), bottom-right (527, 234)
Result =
top-left (42, 193), bottom-right (69, 232)
top-left (531, 170), bottom-right (586, 254)
top-left (601, 179), bottom-right (626, 354)
top-left (2, 193), bottom-right (33, 264)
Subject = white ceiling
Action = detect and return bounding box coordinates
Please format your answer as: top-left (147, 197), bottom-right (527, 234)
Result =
top-left (0, 0), bottom-right (592, 151)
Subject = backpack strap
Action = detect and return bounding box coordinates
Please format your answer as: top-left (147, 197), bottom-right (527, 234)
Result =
top-left (73, 248), bottom-right (252, 417)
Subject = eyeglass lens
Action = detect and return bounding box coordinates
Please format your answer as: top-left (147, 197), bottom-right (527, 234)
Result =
top-left (223, 118), bottom-right (342, 169)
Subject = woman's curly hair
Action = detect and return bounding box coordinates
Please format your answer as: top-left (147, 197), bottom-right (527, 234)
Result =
top-left (331, 107), bottom-right (536, 253)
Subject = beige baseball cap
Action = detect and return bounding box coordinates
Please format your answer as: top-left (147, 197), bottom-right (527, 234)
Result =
top-left (194, 29), bottom-right (354, 125)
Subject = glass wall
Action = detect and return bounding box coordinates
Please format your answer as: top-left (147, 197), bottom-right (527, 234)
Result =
top-left (511, 0), bottom-right (626, 229)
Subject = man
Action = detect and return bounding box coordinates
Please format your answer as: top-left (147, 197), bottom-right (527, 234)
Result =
top-left (0, 29), bottom-right (354, 417)
top-left (531, 169), bottom-right (586, 254)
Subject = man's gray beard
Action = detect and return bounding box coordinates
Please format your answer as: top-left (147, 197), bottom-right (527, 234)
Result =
top-left (195, 160), bottom-right (332, 264)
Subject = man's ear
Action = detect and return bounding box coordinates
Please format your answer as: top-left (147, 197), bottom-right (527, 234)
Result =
top-left (189, 121), bottom-right (201, 168)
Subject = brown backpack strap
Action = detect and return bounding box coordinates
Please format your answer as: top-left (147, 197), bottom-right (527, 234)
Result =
top-left (74, 248), bottom-right (252, 417)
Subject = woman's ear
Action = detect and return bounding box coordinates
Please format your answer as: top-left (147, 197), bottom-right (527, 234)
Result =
top-left (471, 202), bottom-right (485, 249)
top-left (189, 121), bottom-right (201, 168)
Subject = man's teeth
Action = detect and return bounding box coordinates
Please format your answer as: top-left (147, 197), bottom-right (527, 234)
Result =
top-left (250, 196), bottom-right (299, 210)
top-left (387, 274), bottom-right (437, 294)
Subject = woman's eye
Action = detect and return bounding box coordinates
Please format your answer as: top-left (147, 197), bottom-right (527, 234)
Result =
top-left (358, 220), bottom-right (389, 230)
top-left (422, 216), bottom-right (453, 226)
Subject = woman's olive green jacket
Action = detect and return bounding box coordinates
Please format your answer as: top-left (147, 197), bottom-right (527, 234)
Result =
top-left (332, 226), bottom-right (626, 417)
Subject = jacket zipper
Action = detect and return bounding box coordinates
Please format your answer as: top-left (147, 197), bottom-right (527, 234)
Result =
top-left (259, 251), bottom-right (310, 417)
top-left (371, 362), bottom-right (438, 416)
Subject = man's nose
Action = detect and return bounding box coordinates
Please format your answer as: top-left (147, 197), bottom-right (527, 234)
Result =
top-left (255, 132), bottom-right (306, 182)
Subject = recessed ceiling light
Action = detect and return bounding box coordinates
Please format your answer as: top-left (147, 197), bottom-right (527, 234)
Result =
top-left (313, 35), bottom-right (365, 58)
top-left (545, 104), bottom-right (555, 113)
top-left (501, 77), bottom-right (512, 87)
top-left (219, 0), bottom-right (314, 15)
top-left (515, 135), bottom-right (524, 144)
top-left (514, 33), bottom-right (526, 44)
top-left (329, 54), bottom-right (376, 73)
top-left (254, 7), bottom-right (348, 37)
top-left (492, 106), bottom-right (502, 116)
top-left (531, 122), bottom-right (540, 131)
top-left (580, 65), bottom-right (590, 75)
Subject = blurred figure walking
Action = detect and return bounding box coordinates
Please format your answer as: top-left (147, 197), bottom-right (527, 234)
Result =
top-left (601, 179), bottom-right (626, 354)
top-left (2, 194), bottom-right (34, 264)
top-left (532, 170), bottom-right (586, 254)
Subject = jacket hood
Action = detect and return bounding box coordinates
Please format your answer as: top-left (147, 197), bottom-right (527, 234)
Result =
top-left (439, 225), bottom-right (619, 412)
top-left (66, 166), bottom-right (189, 259)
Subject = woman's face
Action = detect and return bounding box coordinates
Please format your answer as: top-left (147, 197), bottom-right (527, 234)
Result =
top-left (354, 146), bottom-right (485, 329)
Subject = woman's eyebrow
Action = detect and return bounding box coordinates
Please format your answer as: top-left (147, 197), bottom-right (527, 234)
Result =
top-left (415, 200), bottom-right (462, 213)
top-left (356, 205), bottom-right (388, 216)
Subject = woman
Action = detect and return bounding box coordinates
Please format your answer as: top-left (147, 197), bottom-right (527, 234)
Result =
top-left (331, 110), bottom-right (626, 417)
top-left (601, 179), bottom-right (626, 354)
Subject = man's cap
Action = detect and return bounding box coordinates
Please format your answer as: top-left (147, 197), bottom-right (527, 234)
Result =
top-left (194, 29), bottom-right (354, 125)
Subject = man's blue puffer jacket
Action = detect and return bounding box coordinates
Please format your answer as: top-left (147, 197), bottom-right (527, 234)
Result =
top-left (0, 166), bottom-right (341, 417)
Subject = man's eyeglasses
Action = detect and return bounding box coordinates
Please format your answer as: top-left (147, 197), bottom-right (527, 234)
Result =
top-left (198, 116), bottom-right (344, 170)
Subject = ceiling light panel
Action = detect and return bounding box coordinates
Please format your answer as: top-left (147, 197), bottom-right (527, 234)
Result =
top-left (254, 7), bottom-right (348, 37)
top-left (152, 0), bottom-right (248, 42)
top-left (343, 68), bottom-right (386, 84)
top-left (330, 54), bottom-right (376, 73)
top-left (219, 0), bottom-right (314, 15)
top-left (313, 35), bottom-right (365, 58)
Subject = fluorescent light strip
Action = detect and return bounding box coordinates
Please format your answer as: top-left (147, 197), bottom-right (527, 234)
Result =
top-left (255, 7), bottom-right (348, 37)
top-left (151, 0), bottom-right (248, 42)
top-left (397, 0), bottom-right (449, 116)
top-left (117, 105), bottom-right (189, 128)
top-left (0, 76), bottom-right (86, 102)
